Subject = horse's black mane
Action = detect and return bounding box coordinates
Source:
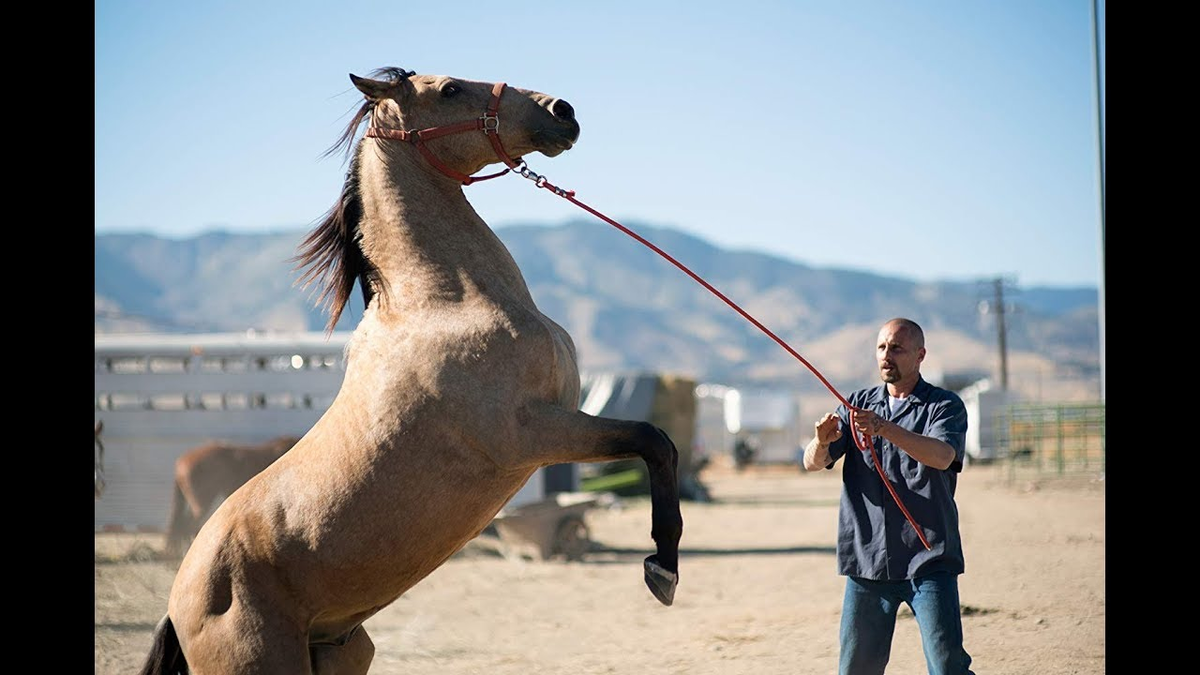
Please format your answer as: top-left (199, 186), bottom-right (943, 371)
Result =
top-left (291, 150), bottom-right (371, 334)
top-left (292, 67), bottom-right (414, 333)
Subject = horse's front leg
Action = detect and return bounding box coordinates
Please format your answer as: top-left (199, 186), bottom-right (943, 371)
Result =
top-left (516, 402), bottom-right (682, 605)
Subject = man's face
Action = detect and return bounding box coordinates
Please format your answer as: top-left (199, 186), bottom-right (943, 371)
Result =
top-left (876, 324), bottom-right (925, 386)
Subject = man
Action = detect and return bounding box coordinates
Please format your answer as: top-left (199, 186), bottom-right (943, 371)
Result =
top-left (803, 318), bottom-right (974, 675)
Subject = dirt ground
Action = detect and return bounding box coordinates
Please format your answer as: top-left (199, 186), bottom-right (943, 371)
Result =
top-left (94, 460), bottom-right (1105, 674)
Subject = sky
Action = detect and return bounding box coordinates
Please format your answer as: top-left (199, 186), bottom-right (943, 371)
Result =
top-left (95, 0), bottom-right (1104, 289)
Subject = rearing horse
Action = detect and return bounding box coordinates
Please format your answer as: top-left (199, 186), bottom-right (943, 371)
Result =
top-left (139, 67), bottom-right (682, 675)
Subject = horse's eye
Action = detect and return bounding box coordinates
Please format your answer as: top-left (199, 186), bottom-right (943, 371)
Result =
top-left (441, 84), bottom-right (461, 98)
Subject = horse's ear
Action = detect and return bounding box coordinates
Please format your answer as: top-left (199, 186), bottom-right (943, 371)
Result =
top-left (350, 73), bottom-right (403, 101)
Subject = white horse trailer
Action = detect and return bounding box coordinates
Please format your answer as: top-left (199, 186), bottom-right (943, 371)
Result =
top-left (959, 378), bottom-right (1016, 463)
top-left (95, 331), bottom-right (555, 533)
top-left (95, 331), bottom-right (350, 532)
top-left (694, 383), bottom-right (737, 464)
top-left (725, 388), bottom-right (803, 465)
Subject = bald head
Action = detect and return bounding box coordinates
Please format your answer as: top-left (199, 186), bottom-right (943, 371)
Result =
top-left (882, 318), bottom-right (925, 349)
top-left (876, 318), bottom-right (926, 394)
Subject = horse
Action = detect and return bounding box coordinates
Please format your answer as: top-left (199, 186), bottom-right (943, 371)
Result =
top-left (95, 420), bottom-right (105, 499)
top-left (163, 435), bottom-right (301, 558)
top-left (139, 66), bottom-right (682, 675)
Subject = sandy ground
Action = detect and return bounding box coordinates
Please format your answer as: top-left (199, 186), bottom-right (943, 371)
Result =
top-left (95, 460), bottom-right (1104, 674)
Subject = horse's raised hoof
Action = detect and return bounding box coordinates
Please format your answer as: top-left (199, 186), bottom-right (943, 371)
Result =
top-left (643, 555), bottom-right (678, 606)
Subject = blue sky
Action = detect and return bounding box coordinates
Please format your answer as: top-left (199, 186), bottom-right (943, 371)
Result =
top-left (95, 0), bottom-right (1104, 288)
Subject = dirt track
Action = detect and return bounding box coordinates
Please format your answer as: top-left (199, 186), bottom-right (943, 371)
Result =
top-left (95, 461), bottom-right (1104, 674)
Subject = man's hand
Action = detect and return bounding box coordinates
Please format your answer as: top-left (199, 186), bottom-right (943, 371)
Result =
top-left (803, 413), bottom-right (842, 471)
top-left (851, 409), bottom-right (888, 437)
top-left (815, 413), bottom-right (843, 444)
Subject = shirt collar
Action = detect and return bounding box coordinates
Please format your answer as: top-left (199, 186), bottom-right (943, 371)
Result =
top-left (867, 376), bottom-right (931, 408)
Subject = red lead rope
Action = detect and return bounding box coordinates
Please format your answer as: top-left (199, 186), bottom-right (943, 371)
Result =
top-left (511, 167), bottom-right (933, 551)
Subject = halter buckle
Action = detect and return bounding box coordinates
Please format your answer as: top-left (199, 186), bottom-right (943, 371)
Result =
top-left (480, 114), bottom-right (500, 133)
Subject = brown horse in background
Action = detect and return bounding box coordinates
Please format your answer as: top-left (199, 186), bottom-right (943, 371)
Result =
top-left (163, 435), bottom-right (301, 558)
top-left (139, 66), bottom-right (681, 675)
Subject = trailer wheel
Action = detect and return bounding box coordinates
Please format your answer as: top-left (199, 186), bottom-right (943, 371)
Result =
top-left (552, 514), bottom-right (590, 561)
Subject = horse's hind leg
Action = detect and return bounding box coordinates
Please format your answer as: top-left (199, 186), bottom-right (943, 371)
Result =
top-left (519, 403), bottom-right (683, 605)
top-left (311, 627), bottom-right (375, 675)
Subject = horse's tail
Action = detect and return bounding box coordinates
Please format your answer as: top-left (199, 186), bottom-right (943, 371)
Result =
top-left (137, 614), bottom-right (187, 675)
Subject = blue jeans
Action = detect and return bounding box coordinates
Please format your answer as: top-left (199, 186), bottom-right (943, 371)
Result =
top-left (839, 572), bottom-right (974, 675)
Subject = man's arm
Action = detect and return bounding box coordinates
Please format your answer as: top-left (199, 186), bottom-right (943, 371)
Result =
top-left (851, 409), bottom-right (956, 470)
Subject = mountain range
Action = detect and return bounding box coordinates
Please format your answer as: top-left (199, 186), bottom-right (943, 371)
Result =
top-left (95, 219), bottom-right (1101, 406)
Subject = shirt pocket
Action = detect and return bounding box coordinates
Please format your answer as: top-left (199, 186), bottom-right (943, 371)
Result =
top-left (899, 449), bottom-right (925, 484)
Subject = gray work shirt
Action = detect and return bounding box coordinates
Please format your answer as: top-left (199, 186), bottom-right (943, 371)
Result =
top-left (824, 377), bottom-right (968, 581)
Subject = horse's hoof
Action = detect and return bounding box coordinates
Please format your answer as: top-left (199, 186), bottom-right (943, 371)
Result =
top-left (643, 556), bottom-right (678, 606)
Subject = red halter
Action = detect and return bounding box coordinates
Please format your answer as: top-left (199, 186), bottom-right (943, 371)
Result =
top-left (364, 81), bottom-right (521, 185)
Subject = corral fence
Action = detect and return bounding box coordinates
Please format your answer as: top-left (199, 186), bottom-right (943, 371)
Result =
top-left (995, 402), bottom-right (1105, 484)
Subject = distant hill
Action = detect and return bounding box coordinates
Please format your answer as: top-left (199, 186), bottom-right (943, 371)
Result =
top-left (95, 219), bottom-right (1101, 404)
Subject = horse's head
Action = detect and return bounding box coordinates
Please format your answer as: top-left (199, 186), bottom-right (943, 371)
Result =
top-left (350, 67), bottom-right (581, 177)
top-left (95, 420), bottom-right (106, 500)
top-left (296, 67), bottom-right (583, 333)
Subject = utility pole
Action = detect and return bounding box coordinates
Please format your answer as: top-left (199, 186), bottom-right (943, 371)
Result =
top-left (992, 278), bottom-right (1009, 391)
top-left (978, 277), bottom-right (1013, 392)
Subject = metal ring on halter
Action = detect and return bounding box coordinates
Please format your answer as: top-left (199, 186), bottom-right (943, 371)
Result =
top-left (480, 114), bottom-right (500, 133)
